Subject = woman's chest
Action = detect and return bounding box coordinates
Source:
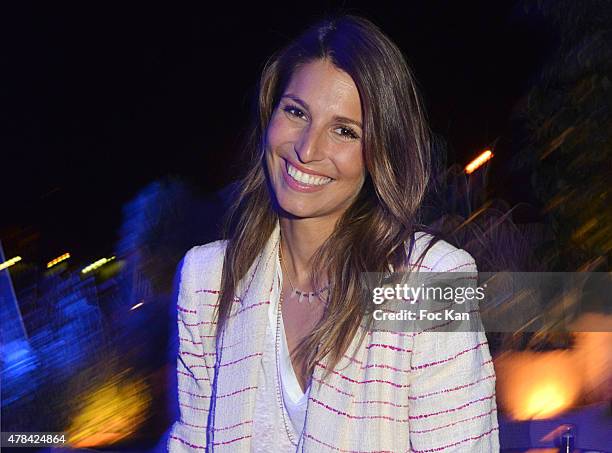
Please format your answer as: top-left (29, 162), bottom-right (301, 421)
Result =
top-left (279, 284), bottom-right (327, 388)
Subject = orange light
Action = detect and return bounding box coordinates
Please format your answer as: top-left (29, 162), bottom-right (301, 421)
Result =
top-left (495, 351), bottom-right (579, 420)
top-left (66, 374), bottom-right (151, 448)
top-left (465, 149), bottom-right (493, 174)
top-left (47, 252), bottom-right (71, 269)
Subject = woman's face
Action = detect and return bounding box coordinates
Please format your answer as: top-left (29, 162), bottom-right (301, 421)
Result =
top-left (265, 59), bottom-right (366, 221)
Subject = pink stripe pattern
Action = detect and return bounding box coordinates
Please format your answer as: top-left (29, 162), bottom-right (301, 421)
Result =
top-left (316, 362), bottom-right (410, 388)
top-left (408, 394), bottom-right (496, 420)
top-left (304, 432), bottom-right (396, 452)
top-left (410, 408), bottom-right (498, 434)
top-left (309, 397), bottom-right (409, 422)
top-left (365, 343), bottom-right (412, 353)
top-left (169, 435), bottom-right (206, 450)
top-left (411, 341), bottom-right (488, 370)
top-left (411, 426), bottom-right (499, 452)
top-left (408, 374), bottom-right (495, 400)
top-left (343, 354), bottom-right (411, 373)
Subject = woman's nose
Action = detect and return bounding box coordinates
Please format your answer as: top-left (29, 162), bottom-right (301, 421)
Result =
top-left (294, 126), bottom-right (326, 163)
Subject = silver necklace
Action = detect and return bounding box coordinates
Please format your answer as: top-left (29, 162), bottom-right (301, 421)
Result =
top-left (279, 239), bottom-right (330, 304)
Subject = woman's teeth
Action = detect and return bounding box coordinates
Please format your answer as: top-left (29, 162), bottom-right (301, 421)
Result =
top-left (287, 162), bottom-right (332, 186)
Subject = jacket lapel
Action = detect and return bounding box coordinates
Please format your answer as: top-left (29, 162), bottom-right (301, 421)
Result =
top-left (209, 221), bottom-right (280, 449)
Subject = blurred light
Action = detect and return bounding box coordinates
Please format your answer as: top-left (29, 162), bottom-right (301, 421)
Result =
top-left (47, 252), bottom-right (71, 269)
top-left (524, 382), bottom-right (573, 419)
top-left (0, 256), bottom-right (22, 271)
top-left (465, 149), bottom-right (493, 174)
top-left (495, 351), bottom-right (579, 420)
top-left (66, 374), bottom-right (151, 448)
top-left (130, 302), bottom-right (144, 311)
top-left (81, 256), bottom-right (116, 274)
top-left (571, 316), bottom-right (612, 403)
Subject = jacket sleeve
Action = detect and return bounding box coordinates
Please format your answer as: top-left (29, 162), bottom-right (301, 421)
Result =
top-left (168, 247), bottom-right (211, 452)
top-left (408, 249), bottom-right (499, 452)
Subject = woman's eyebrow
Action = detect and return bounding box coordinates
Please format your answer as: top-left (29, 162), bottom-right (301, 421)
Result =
top-left (281, 93), bottom-right (362, 129)
top-left (282, 93), bottom-right (309, 109)
top-left (333, 115), bottom-right (362, 129)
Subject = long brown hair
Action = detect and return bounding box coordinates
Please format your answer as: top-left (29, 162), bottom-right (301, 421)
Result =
top-left (214, 13), bottom-right (440, 384)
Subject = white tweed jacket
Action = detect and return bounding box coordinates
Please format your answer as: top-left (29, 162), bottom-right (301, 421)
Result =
top-left (168, 219), bottom-right (500, 452)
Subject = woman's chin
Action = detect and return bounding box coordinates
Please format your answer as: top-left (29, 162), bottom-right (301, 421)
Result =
top-left (279, 206), bottom-right (319, 219)
top-left (276, 198), bottom-right (321, 218)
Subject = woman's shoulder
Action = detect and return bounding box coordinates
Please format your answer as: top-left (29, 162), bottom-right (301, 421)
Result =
top-left (184, 238), bottom-right (229, 267)
top-left (178, 239), bottom-right (229, 287)
top-left (408, 231), bottom-right (477, 272)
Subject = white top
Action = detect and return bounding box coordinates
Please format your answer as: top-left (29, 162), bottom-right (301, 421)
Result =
top-left (278, 301), bottom-right (311, 434)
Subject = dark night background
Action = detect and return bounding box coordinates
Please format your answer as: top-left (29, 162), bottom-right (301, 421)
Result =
top-left (2, 1), bottom-right (553, 268)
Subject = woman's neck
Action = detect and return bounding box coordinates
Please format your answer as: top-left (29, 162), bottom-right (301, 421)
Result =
top-left (279, 216), bottom-right (335, 288)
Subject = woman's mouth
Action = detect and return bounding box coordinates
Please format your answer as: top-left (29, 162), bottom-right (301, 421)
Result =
top-left (283, 160), bottom-right (333, 192)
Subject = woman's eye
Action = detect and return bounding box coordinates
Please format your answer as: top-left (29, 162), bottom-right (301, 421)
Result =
top-left (283, 105), bottom-right (306, 119)
top-left (334, 126), bottom-right (360, 141)
top-left (282, 104), bottom-right (359, 140)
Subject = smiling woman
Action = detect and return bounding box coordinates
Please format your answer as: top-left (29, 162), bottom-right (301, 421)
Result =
top-left (168, 13), bottom-right (499, 453)
top-left (266, 59), bottom-right (366, 217)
